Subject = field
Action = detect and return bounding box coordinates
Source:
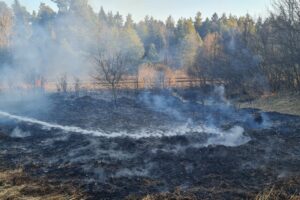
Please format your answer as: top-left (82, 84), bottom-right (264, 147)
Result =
top-left (0, 89), bottom-right (299, 199)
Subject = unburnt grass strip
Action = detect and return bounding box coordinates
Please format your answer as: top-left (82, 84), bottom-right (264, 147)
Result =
top-left (0, 168), bottom-right (85, 200)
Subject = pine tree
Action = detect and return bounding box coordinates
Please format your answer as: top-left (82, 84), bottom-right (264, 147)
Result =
top-left (37, 3), bottom-right (55, 25)
top-left (51, 0), bottom-right (70, 13)
top-left (194, 12), bottom-right (202, 34)
top-left (146, 43), bottom-right (159, 62)
top-left (125, 14), bottom-right (134, 29)
top-left (98, 6), bottom-right (107, 25)
top-left (114, 12), bottom-right (123, 28)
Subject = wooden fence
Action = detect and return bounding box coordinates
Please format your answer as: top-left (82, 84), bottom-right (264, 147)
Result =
top-left (45, 76), bottom-right (224, 91)
top-left (1, 76), bottom-right (223, 92)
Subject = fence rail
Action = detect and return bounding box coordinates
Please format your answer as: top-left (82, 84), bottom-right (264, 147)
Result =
top-left (1, 77), bottom-right (224, 92)
top-left (53, 77), bottom-right (224, 90)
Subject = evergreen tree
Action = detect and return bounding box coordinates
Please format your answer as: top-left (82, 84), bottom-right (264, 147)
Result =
top-left (114, 12), bottom-right (123, 28)
top-left (146, 43), bottom-right (159, 62)
top-left (51, 0), bottom-right (70, 13)
top-left (125, 14), bottom-right (134, 29)
top-left (37, 3), bottom-right (56, 25)
top-left (194, 12), bottom-right (202, 34)
top-left (98, 6), bottom-right (107, 25)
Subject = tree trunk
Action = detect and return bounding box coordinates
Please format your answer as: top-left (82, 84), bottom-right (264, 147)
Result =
top-left (112, 83), bottom-right (117, 107)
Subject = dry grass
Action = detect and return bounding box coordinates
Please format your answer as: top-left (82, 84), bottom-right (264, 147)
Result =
top-left (135, 187), bottom-right (198, 200)
top-left (0, 169), bottom-right (85, 200)
top-left (238, 92), bottom-right (300, 116)
top-left (255, 177), bottom-right (300, 200)
top-left (141, 193), bottom-right (197, 200)
top-left (255, 186), bottom-right (300, 200)
top-left (134, 177), bottom-right (300, 200)
top-left (126, 187), bottom-right (197, 200)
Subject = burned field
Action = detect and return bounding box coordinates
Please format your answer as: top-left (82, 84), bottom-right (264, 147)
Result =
top-left (0, 90), bottom-right (300, 199)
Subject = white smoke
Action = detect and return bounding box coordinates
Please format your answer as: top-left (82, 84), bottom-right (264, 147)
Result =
top-left (0, 110), bottom-right (250, 147)
top-left (10, 126), bottom-right (31, 138)
top-left (205, 126), bottom-right (249, 147)
top-left (213, 85), bottom-right (230, 105)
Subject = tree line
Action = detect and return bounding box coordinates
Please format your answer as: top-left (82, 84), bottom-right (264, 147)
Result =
top-left (0, 0), bottom-right (300, 97)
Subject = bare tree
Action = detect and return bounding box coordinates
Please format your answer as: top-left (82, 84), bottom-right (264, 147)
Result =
top-left (92, 49), bottom-right (133, 105)
top-left (56, 73), bottom-right (68, 93)
top-left (188, 33), bottom-right (221, 87)
top-left (269, 0), bottom-right (300, 90)
top-left (74, 77), bottom-right (81, 97)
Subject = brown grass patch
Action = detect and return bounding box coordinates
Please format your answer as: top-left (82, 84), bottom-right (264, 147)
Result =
top-left (238, 92), bottom-right (300, 116)
top-left (255, 177), bottom-right (300, 200)
top-left (0, 169), bottom-right (85, 200)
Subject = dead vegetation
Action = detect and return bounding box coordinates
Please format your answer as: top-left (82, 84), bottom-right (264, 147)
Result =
top-left (127, 188), bottom-right (197, 200)
top-left (238, 92), bottom-right (300, 116)
top-left (137, 179), bottom-right (300, 200)
top-left (255, 177), bottom-right (300, 200)
top-left (0, 169), bottom-right (85, 200)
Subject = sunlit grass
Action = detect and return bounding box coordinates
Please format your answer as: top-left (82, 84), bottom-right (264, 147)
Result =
top-left (0, 169), bottom-right (84, 200)
top-left (239, 92), bottom-right (300, 116)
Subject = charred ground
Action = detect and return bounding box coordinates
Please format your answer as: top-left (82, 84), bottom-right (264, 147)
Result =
top-left (0, 89), bottom-right (300, 199)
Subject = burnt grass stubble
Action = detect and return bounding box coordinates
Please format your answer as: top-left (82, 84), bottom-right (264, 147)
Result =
top-left (0, 89), bottom-right (300, 199)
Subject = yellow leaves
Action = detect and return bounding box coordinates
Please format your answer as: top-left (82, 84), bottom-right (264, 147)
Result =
top-left (203, 32), bottom-right (222, 57)
top-left (0, 3), bottom-right (13, 47)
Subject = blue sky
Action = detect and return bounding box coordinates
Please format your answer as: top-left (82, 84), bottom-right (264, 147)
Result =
top-left (4, 0), bottom-right (271, 21)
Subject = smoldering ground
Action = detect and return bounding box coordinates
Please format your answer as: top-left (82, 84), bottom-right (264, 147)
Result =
top-left (0, 87), bottom-right (255, 142)
top-left (0, 91), bottom-right (299, 199)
